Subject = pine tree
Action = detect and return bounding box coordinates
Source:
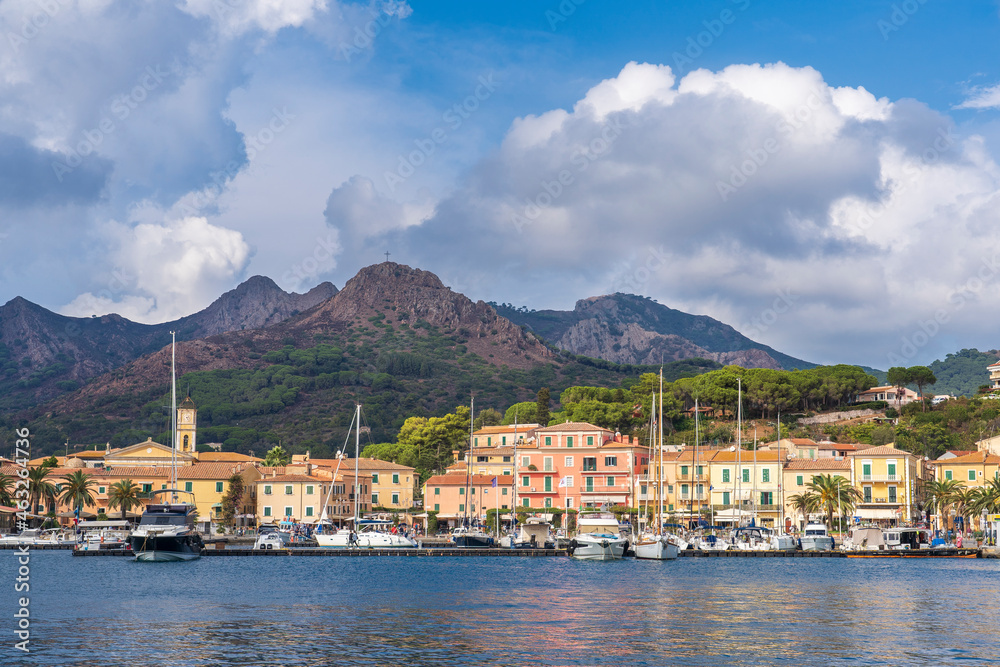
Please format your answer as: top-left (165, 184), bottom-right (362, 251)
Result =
top-left (536, 387), bottom-right (551, 427)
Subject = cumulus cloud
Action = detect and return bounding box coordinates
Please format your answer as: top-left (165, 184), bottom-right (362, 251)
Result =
top-left (332, 61), bottom-right (1000, 367)
top-left (60, 216), bottom-right (252, 322)
top-left (955, 83), bottom-right (1000, 110)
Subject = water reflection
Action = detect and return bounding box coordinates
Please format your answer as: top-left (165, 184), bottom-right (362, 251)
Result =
top-left (7, 553), bottom-right (1000, 665)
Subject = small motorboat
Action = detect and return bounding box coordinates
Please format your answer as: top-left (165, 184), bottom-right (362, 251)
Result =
top-left (799, 522), bottom-right (835, 551)
top-left (568, 513), bottom-right (628, 561)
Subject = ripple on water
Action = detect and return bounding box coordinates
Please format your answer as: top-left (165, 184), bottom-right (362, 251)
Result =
top-left (5, 553), bottom-right (1000, 665)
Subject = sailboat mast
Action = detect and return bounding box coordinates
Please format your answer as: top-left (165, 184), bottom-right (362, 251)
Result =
top-left (737, 378), bottom-right (742, 528)
top-left (694, 396), bottom-right (700, 531)
top-left (777, 411), bottom-right (783, 533)
top-left (512, 410), bottom-right (519, 532)
top-left (658, 368), bottom-right (663, 534)
top-left (465, 396), bottom-right (474, 527)
top-left (170, 331), bottom-right (177, 494)
top-left (354, 404), bottom-right (360, 523)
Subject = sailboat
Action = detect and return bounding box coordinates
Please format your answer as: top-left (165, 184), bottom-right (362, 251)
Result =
top-left (634, 369), bottom-right (680, 560)
top-left (452, 397), bottom-right (494, 547)
top-left (130, 332), bottom-right (204, 562)
top-left (316, 404), bottom-right (417, 548)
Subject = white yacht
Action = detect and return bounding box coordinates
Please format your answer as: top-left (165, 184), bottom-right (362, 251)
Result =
top-left (731, 526), bottom-right (773, 551)
top-left (634, 371), bottom-right (680, 562)
top-left (884, 527), bottom-right (931, 550)
top-left (316, 519), bottom-right (418, 548)
top-left (0, 528), bottom-right (75, 546)
top-left (499, 517), bottom-right (554, 549)
top-left (799, 522), bottom-right (835, 551)
top-left (253, 532), bottom-right (286, 550)
top-left (568, 513), bottom-right (628, 561)
top-left (130, 489), bottom-right (203, 561)
top-left (633, 533), bottom-right (680, 560)
top-left (76, 520), bottom-right (131, 551)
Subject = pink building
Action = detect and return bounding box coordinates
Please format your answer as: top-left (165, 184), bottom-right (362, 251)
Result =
top-left (423, 473), bottom-right (515, 526)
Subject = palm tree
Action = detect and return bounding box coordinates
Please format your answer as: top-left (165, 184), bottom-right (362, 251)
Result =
top-left (27, 467), bottom-right (57, 521)
top-left (787, 492), bottom-right (818, 529)
top-left (59, 471), bottom-right (97, 515)
top-left (805, 474), bottom-right (862, 533)
top-left (0, 473), bottom-right (14, 506)
top-left (107, 479), bottom-right (142, 522)
top-left (952, 487), bottom-right (979, 535)
top-left (922, 479), bottom-right (965, 532)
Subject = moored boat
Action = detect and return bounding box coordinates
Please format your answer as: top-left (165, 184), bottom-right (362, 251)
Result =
top-left (799, 522), bottom-right (835, 551)
top-left (568, 513), bottom-right (628, 561)
top-left (129, 489), bottom-right (203, 562)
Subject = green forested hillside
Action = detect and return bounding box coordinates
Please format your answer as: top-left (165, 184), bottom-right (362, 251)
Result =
top-left (928, 348), bottom-right (998, 397)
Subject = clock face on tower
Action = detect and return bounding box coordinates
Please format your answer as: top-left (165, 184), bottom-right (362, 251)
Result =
top-left (180, 412), bottom-right (192, 424)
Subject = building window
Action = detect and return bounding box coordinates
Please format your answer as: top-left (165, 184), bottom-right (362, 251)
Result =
top-left (544, 476), bottom-right (552, 492)
top-left (605, 456), bottom-right (617, 467)
top-left (583, 457), bottom-right (597, 472)
top-left (522, 476), bottom-right (530, 487)
top-left (722, 469), bottom-right (730, 483)
top-left (681, 484), bottom-right (689, 498)
top-left (887, 462), bottom-right (897, 479)
top-left (184, 482), bottom-right (192, 493)
top-left (945, 470), bottom-right (953, 481)
top-left (263, 506), bottom-right (272, 517)
top-left (586, 477), bottom-right (594, 492)
top-left (434, 504), bottom-right (440, 512)
top-left (723, 491), bottom-right (730, 505)
top-left (501, 488), bottom-right (507, 496)
top-left (606, 476), bottom-right (615, 487)
top-left (640, 485), bottom-right (647, 496)
top-left (161, 484), bottom-right (167, 490)
top-left (392, 473), bottom-right (399, 484)
top-left (544, 497), bottom-right (552, 508)
top-left (863, 486), bottom-right (872, 503)
top-left (503, 456), bottom-right (511, 463)
top-left (565, 456), bottom-right (574, 466)
top-left (99, 486), bottom-right (106, 494)
top-left (587, 436), bottom-right (594, 446)
top-left (372, 493), bottom-right (379, 504)
top-left (264, 485), bottom-right (272, 496)
top-left (522, 456), bottom-right (531, 467)
top-left (681, 465), bottom-right (689, 477)
top-left (372, 474), bottom-right (379, 484)
top-left (544, 457), bottom-right (554, 472)
top-left (545, 437), bottom-right (552, 446)
top-left (306, 485), bottom-right (314, 495)
top-left (284, 507), bottom-right (293, 517)
top-left (741, 469), bottom-right (750, 484)
top-left (523, 498), bottom-right (530, 507)
top-left (888, 486), bottom-right (897, 503)
top-left (796, 475), bottom-right (803, 486)
top-left (459, 504), bottom-right (465, 512)
top-left (762, 469), bottom-right (770, 483)
top-left (392, 493), bottom-right (399, 504)
top-left (567, 436), bottom-right (574, 447)
top-left (285, 485), bottom-right (293, 495)
top-left (760, 492), bottom-right (773, 506)
top-left (471, 488), bottom-right (475, 495)
top-left (215, 482), bottom-right (224, 493)
top-left (142, 483), bottom-right (152, 493)
top-left (502, 436), bottom-right (507, 446)
top-left (459, 487), bottom-right (465, 495)
top-left (434, 487), bottom-right (440, 495)
top-left (305, 506), bottom-right (314, 517)
top-left (503, 469), bottom-right (511, 476)
top-left (969, 470), bottom-right (976, 482)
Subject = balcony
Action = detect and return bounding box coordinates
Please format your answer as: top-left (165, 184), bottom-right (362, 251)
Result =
top-left (581, 485), bottom-right (626, 494)
top-left (859, 474), bottom-right (900, 482)
top-left (676, 473), bottom-right (709, 482)
top-left (860, 497), bottom-right (900, 505)
top-left (678, 493), bottom-right (709, 501)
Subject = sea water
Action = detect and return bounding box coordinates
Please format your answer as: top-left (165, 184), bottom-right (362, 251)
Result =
top-left (3, 551), bottom-right (1000, 665)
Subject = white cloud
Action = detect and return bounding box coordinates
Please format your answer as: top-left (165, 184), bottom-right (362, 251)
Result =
top-left (955, 83), bottom-right (1000, 110)
top-left (179, 0), bottom-right (328, 36)
top-left (60, 216), bottom-right (252, 322)
top-left (334, 61), bottom-right (1000, 368)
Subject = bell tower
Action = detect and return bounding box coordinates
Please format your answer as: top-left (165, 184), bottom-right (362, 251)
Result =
top-left (176, 396), bottom-right (197, 454)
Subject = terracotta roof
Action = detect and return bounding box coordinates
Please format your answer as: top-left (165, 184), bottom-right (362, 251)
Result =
top-left (255, 474), bottom-right (323, 483)
top-left (196, 452), bottom-right (261, 462)
top-left (309, 458), bottom-right (414, 472)
top-left (672, 448), bottom-right (725, 462)
top-left (176, 462), bottom-right (257, 479)
top-left (848, 445), bottom-right (917, 458)
top-left (425, 474), bottom-right (514, 486)
top-left (71, 451), bottom-right (108, 459)
top-left (533, 422), bottom-right (613, 434)
top-left (941, 451), bottom-right (1000, 465)
top-left (785, 458), bottom-right (851, 470)
top-left (93, 467), bottom-right (171, 478)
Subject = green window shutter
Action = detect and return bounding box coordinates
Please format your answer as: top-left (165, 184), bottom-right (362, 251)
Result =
top-left (742, 469), bottom-right (750, 483)
top-left (434, 504), bottom-right (440, 512)
top-left (762, 469), bottom-right (770, 483)
top-left (459, 487), bottom-right (464, 495)
top-left (184, 482), bottom-right (192, 492)
top-left (545, 437), bottom-right (551, 446)
top-left (587, 436), bottom-right (593, 446)
top-left (796, 475), bottom-right (803, 486)
top-left (722, 469), bottom-right (730, 483)
top-left (945, 470), bottom-right (952, 480)
top-left (263, 506), bottom-right (272, 517)
top-left (567, 436), bottom-right (573, 447)
top-left (216, 482), bottom-right (223, 493)
top-left (434, 487), bottom-right (440, 495)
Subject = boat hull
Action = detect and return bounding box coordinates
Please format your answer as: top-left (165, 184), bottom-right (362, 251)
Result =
top-left (316, 531), bottom-right (418, 548)
top-left (569, 536), bottom-right (628, 561)
top-left (634, 538), bottom-right (679, 560)
top-left (130, 534), bottom-right (202, 562)
top-left (135, 549), bottom-right (201, 562)
top-left (452, 534), bottom-right (494, 548)
top-left (800, 536), bottom-right (835, 552)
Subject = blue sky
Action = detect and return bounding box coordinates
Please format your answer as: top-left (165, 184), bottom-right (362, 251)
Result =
top-left (2, 0), bottom-right (1000, 370)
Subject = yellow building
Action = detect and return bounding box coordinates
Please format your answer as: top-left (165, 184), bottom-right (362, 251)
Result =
top-left (176, 396), bottom-right (198, 454)
top-left (934, 451), bottom-right (1000, 488)
top-left (103, 438), bottom-right (196, 468)
top-left (783, 458), bottom-right (851, 529)
top-left (848, 444), bottom-right (922, 524)
top-left (709, 450), bottom-right (782, 527)
top-left (176, 462), bottom-right (261, 532)
top-left (255, 468), bottom-right (371, 525)
top-left (306, 458), bottom-right (419, 511)
top-left (472, 424), bottom-right (540, 449)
